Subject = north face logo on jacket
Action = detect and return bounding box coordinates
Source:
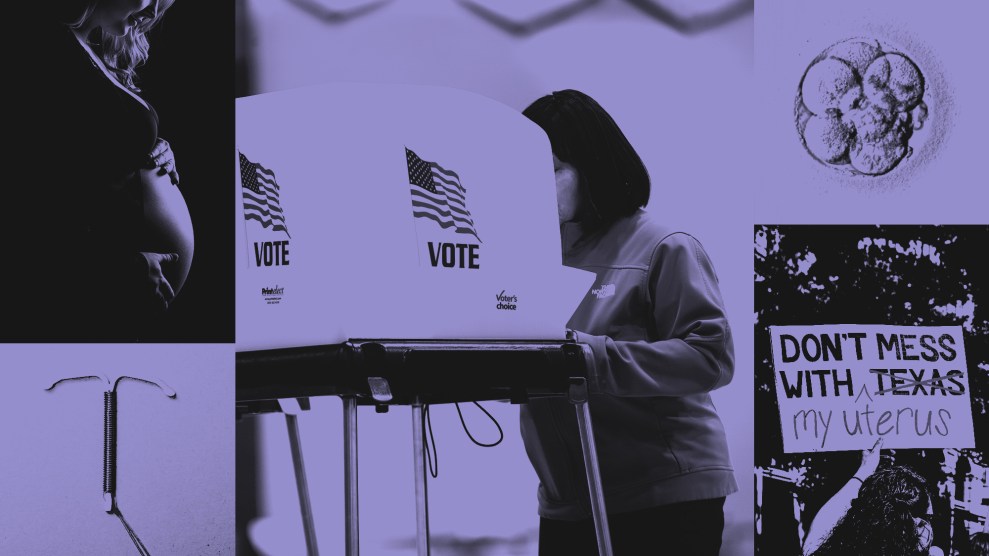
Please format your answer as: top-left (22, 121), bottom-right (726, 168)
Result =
top-left (591, 283), bottom-right (615, 299)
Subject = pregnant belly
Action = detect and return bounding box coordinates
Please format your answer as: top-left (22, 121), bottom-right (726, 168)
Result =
top-left (137, 168), bottom-right (194, 295)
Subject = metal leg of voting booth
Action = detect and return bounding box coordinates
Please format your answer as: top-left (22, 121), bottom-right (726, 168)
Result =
top-left (570, 378), bottom-right (614, 556)
top-left (343, 396), bottom-right (360, 556)
top-left (411, 400), bottom-right (431, 556)
top-left (240, 342), bottom-right (611, 556)
top-left (285, 412), bottom-right (320, 556)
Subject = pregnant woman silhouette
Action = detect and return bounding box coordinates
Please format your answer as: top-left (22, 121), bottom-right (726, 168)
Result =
top-left (7, 0), bottom-right (193, 340)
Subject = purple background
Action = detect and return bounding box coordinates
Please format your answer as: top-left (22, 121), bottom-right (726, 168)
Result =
top-left (238, 1), bottom-right (754, 554)
top-left (754, 0), bottom-right (989, 224)
top-left (0, 344), bottom-right (234, 555)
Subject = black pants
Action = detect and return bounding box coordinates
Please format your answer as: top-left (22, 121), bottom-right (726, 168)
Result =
top-left (539, 497), bottom-right (726, 556)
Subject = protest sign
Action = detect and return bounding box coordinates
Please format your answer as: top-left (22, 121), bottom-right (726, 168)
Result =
top-left (770, 324), bottom-right (975, 452)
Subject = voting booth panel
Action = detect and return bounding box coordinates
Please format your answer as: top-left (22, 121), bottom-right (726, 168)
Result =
top-left (236, 83), bottom-right (593, 350)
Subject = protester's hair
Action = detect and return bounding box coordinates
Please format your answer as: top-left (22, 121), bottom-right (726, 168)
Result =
top-left (811, 466), bottom-right (933, 556)
top-left (522, 90), bottom-right (649, 228)
top-left (971, 532), bottom-right (989, 556)
top-left (64, 0), bottom-right (175, 91)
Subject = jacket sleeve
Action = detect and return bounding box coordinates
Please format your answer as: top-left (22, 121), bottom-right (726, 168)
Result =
top-left (577, 233), bottom-right (734, 397)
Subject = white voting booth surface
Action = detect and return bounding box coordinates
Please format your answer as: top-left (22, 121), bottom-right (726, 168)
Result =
top-left (236, 83), bottom-right (593, 349)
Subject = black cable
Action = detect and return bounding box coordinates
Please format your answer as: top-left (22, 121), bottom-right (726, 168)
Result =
top-left (455, 401), bottom-right (504, 448)
top-left (423, 401), bottom-right (504, 480)
top-left (423, 405), bottom-right (438, 478)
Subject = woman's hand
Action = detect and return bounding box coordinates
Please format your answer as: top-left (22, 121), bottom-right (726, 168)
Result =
top-left (138, 252), bottom-right (179, 311)
top-left (146, 138), bottom-right (179, 186)
top-left (855, 438), bottom-right (883, 481)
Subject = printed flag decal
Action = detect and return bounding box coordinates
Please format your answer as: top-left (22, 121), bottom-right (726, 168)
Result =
top-left (240, 151), bottom-right (290, 238)
top-left (406, 147), bottom-right (481, 242)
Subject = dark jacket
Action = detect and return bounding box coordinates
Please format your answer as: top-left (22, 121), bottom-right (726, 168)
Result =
top-left (520, 210), bottom-right (737, 519)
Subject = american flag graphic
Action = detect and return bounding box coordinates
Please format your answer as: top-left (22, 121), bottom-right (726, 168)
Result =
top-left (406, 147), bottom-right (481, 242)
top-left (240, 151), bottom-right (290, 238)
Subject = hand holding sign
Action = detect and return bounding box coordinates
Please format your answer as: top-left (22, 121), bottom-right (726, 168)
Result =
top-left (855, 438), bottom-right (883, 481)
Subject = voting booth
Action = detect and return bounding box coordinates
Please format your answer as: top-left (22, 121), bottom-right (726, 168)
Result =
top-left (235, 83), bottom-right (610, 555)
top-left (235, 82), bottom-right (592, 349)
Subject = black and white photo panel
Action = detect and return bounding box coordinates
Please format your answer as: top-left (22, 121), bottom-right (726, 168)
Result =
top-left (0, 344), bottom-right (234, 554)
top-left (4, 1), bottom-right (234, 342)
top-left (233, 3), bottom-right (756, 554)
top-left (755, 225), bottom-right (989, 556)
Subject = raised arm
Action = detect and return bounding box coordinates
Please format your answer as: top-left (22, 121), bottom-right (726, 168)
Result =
top-left (802, 439), bottom-right (883, 555)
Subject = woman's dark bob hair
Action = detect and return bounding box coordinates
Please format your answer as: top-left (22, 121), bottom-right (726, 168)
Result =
top-left (523, 89), bottom-right (650, 227)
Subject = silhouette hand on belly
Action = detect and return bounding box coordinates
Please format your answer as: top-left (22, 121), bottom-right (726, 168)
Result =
top-left (136, 165), bottom-right (193, 298)
top-left (147, 138), bottom-right (180, 186)
top-left (139, 251), bottom-right (180, 310)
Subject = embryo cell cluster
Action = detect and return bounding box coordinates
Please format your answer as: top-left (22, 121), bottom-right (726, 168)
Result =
top-left (795, 38), bottom-right (928, 176)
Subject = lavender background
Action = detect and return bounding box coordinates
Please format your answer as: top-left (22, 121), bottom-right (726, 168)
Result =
top-left (753, 0), bottom-right (989, 224)
top-left (0, 344), bottom-right (234, 555)
top-left (236, 1), bottom-right (755, 554)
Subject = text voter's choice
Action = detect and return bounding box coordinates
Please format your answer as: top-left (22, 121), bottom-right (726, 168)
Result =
top-left (769, 325), bottom-right (975, 453)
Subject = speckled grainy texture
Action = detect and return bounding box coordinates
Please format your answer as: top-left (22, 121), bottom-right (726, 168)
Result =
top-left (795, 39), bottom-right (928, 176)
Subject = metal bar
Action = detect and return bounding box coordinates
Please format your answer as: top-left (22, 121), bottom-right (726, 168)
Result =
top-left (349, 339), bottom-right (573, 350)
top-left (574, 400), bottom-right (612, 556)
top-left (569, 376), bottom-right (613, 556)
top-left (343, 397), bottom-right (360, 556)
top-left (411, 402), bottom-right (430, 556)
top-left (286, 413), bottom-right (320, 556)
